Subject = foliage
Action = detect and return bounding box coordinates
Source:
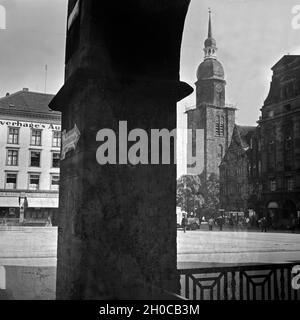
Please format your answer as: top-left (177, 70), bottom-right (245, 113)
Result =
top-left (177, 172), bottom-right (220, 218)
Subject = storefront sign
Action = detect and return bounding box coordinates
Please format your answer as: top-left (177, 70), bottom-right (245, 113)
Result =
top-left (61, 124), bottom-right (81, 160)
top-left (0, 119), bottom-right (61, 130)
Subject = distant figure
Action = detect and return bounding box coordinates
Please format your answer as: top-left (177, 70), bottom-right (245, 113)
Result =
top-left (260, 217), bottom-right (267, 232)
top-left (245, 217), bottom-right (250, 229)
top-left (182, 215), bottom-right (188, 233)
top-left (291, 217), bottom-right (297, 233)
top-left (218, 216), bottom-right (224, 231)
top-left (208, 217), bottom-right (214, 231)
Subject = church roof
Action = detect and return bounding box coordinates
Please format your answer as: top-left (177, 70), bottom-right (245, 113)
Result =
top-left (0, 89), bottom-right (59, 116)
top-left (235, 125), bottom-right (256, 149)
top-left (197, 58), bottom-right (224, 80)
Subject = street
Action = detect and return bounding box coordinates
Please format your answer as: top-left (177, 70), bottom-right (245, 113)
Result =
top-left (177, 229), bottom-right (300, 269)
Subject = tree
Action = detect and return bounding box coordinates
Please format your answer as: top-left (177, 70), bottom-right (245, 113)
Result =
top-left (177, 173), bottom-right (220, 219)
top-left (176, 175), bottom-right (204, 215)
top-left (201, 173), bottom-right (220, 218)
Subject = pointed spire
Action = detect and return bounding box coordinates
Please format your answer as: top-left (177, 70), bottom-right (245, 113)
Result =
top-left (208, 8), bottom-right (212, 38)
top-left (204, 8), bottom-right (217, 60)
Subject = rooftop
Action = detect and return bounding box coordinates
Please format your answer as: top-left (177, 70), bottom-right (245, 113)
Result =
top-left (0, 89), bottom-right (60, 116)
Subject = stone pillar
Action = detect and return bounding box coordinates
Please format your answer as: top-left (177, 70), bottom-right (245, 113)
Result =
top-left (50, 0), bottom-right (192, 299)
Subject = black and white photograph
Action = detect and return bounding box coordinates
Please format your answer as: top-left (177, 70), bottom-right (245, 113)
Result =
top-left (0, 0), bottom-right (300, 308)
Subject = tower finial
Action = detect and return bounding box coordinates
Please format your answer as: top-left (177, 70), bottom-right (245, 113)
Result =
top-left (203, 8), bottom-right (217, 60)
top-left (208, 8), bottom-right (212, 38)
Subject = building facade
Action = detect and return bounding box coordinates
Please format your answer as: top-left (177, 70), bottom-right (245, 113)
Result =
top-left (219, 125), bottom-right (255, 214)
top-left (0, 89), bottom-right (61, 224)
top-left (253, 55), bottom-right (300, 228)
top-left (187, 11), bottom-right (236, 179)
top-left (220, 55), bottom-right (300, 228)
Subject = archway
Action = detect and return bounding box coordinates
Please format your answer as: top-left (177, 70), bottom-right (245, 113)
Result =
top-left (282, 199), bottom-right (297, 219)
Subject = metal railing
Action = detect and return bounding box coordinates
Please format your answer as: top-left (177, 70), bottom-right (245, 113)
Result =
top-left (178, 262), bottom-right (300, 300)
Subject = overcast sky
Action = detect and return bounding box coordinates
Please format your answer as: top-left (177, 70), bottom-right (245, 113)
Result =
top-left (0, 0), bottom-right (299, 176)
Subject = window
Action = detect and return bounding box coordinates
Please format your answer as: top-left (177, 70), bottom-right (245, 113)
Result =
top-left (8, 127), bottom-right (19, 144)
top-left (52, 152), bottom-right (60, 168)
top-left (51, 175), bottom-right (60, 191)
top-left (215, 115), bottom-right (220, 136)
top-left (7, 149), bottom-right (18, 166)
top-left (31, 129), bottom-right (42, 146)
top-left (5, 173), bottom-right (17, 189)
top-left (270, 179), bottom-right (276, 192)
top-left (287, 177), bottom-right (294, 191)
top-left (283, 126), bottom-right (293, 170)
top-left (267, 140), bottom-right (276, 170)
top-left (217, 145), bottom-right (223, 159)
top-left (52, 131), bottom-right (61, 147)
top-left (215, 115), bottom-right (224, 137)
top-left (220, 116), bottom-right (225, 136)
top-left (29, 174), bottom-right (40, 190)
top-left (30, 151), bottom-right (41, 167)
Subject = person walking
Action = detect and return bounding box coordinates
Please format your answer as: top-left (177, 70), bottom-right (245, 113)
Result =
top-left (182, 214), bottom-right (188, 233)
top-left (208, 217), bottom-right (214, 231)
top-left (261, 217), bottom-right (267, 232)
top-left (218, 216), bottom-right (224, 231)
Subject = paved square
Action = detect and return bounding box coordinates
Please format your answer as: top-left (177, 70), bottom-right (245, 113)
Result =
top-left (177, 230), bottom-right (300, 269)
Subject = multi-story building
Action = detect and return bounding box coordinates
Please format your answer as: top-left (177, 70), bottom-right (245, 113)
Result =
top-left (186, 11), bottom-right (236, 179)
top-left (0, 88), bottom-right (61, 223)
top-left (220, 55), bottom-right (300, 228)
top-left (255, 55), bottom-right (300, 227)
top-left (219, 125), bottom-right (255, 214)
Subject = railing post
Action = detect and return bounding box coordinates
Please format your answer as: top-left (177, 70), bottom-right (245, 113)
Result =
top-left (280, 268), bottom-right (285, 300)
top-left (231, 271), bottom-right (236, 300)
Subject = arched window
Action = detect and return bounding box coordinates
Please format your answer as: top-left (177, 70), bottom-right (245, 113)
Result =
top-left (217, 145), bottom-right (223, 159)
top-left (215, 115), bottom-right (220, 136)
top-left (0, 5), bottom-right (6, 30)
top-left (220, 116), bottom-right (225, 136)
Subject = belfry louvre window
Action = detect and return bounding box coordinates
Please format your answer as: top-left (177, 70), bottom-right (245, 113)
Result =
top-left (8, 127), bottom-right (19, 144)
top-left (215, 115), bottom-right (224, 137)
top-left (220, 116), bottom-right (225, 136)
top-left (215, 115), bottom-right (220, 136)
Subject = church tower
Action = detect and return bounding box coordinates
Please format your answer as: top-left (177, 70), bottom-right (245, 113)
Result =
top-left (187, 10), bottom-right (236, 179)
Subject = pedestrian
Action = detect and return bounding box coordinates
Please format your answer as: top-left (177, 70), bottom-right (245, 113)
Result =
top-left (208, 217), bottom-right (214, 231)
top-left (218, 216), bottom-right (223, 231)
top-left (291, 216), bottom-right (296, 233)
top-left (261, 217), bottom-right (267, 232)
top-left (182, 215), bottom-right (188, 233)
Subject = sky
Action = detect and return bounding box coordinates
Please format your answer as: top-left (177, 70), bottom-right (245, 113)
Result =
top-left (0, 0), bottom-right (299, 176)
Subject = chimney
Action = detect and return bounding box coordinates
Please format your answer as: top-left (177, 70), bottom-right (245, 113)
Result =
top-left (6, 93), bottom-right (9, 96)
top-left (23, 88), bottom-right (29, 92)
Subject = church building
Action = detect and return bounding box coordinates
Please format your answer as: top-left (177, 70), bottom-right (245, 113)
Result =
top-left (187, 11), bottom-right (236, 179)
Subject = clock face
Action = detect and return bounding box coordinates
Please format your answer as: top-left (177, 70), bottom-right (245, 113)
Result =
top-left (216, 84), bottom-right (223, 93)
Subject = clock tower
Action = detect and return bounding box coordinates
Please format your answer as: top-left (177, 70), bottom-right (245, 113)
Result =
top-left (187, 10), bottom-right (236, 179)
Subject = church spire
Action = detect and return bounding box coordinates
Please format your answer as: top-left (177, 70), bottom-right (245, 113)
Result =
top-left (208, 8), bottom-right (212, 38)
top-left (204, 9), bottom-right (217, 60)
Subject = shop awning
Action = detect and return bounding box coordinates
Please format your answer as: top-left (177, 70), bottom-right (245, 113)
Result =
top-left (0, 197), bottom-right (19, 208)
top-left (27, 197), bottom-right (59, 208)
